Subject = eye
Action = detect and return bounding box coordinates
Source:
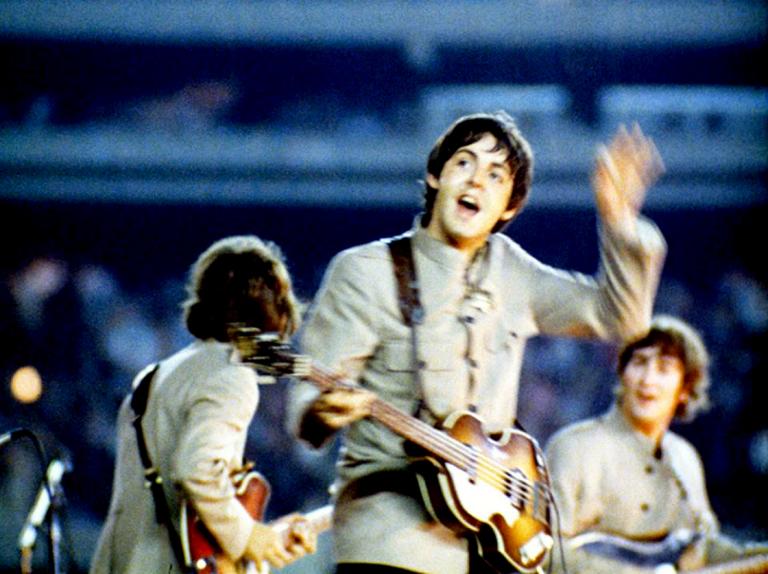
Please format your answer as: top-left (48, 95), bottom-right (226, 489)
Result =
top-left (658, 358), bottom-right (677, 373)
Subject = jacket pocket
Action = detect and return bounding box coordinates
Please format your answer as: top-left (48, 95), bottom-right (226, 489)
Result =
top-left (380, 339), bottom-right (454, 372)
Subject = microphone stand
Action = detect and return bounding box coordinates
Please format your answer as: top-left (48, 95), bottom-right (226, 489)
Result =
top-left (0, 425), bottom-right (70, 574)
top-left (18, 457), bottom-right (70, 574)
top-left (49, 476), bottom-right (64, 574)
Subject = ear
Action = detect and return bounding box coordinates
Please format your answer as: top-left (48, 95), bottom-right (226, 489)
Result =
top-left (498, 207), bottom-right (518, 223)
top-left (678, 388), bottom-right (690, 405)
top-left (426, 173), bottom-right (440, 189)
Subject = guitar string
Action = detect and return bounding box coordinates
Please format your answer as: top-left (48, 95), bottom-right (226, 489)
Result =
top-left (310, 366), bottom-right (535, 499)
top-left (283, 353), bottom-right (539, 502)
top-left (310, 365), bottom-right (541, 504)
top-left (371, 399), bottom-right (535, 501)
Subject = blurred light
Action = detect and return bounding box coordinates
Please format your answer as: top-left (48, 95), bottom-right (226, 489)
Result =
top-left (10, 366), bottom-right (43, 404)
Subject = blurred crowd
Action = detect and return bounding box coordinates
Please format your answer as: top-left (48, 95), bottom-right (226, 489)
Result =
top-left (1, 245), bottom-right (766, 572)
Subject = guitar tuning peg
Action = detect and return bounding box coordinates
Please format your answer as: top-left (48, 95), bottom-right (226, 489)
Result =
top-left (294, 356), bottom-right (312, 377)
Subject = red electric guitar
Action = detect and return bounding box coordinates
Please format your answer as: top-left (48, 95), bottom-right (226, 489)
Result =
top-left (231, 329), bottom-right (554, 574)
top-left (180, 467), bottom-right (332, 574)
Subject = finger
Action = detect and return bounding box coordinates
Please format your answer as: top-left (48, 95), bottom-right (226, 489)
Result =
top-left (643, 135), bottom-right (665, 184)
top-left (264, 545), bottom-right (291, 569)
top-left (320, 411), bottom-right (362, 428)
top-left (299, 536), bottom-right (317, 554)
top-left (628, 124), bottom-right (665, 181)
top-left (595, 145), bottom-right (621, 190)
top-left (291, 524), bottom-right (317, 552)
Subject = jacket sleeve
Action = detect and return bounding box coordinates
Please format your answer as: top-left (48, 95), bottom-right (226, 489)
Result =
top-left (172, 365), bottom-right (259, 561)
top-left (287, 248), bottom-right (382, 448)
top-left (529, 216), bottom-right (666, 343)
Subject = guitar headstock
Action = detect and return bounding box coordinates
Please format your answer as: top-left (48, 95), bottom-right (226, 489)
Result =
top-left (227, 324), bottom-right (310, 380)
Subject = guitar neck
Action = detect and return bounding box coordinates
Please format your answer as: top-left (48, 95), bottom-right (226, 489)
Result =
top-left (307, 363), bottom-right (541, 507)
top-left (303, 505), bottom-right (333, 534)
top-left (692, 554), bottom-right (768, 574)
top-left (309, 365), bottom-right (467, 469)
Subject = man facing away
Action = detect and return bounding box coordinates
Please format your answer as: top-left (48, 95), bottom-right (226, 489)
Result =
top-left (288, 111), bottom-right (667, 573)
top-left (90, 235), bottom-right (317, 574)
top-left (545, 315), bottom-right (768, 573)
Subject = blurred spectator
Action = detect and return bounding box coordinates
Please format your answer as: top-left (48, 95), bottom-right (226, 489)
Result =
top-left (124, 81), bottom-right (238, 132)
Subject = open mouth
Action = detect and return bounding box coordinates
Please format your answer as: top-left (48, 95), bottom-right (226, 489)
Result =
top-left (457, 194), bottom-right (480, 216)
top-left (636, 392), bottom-right (656, 405)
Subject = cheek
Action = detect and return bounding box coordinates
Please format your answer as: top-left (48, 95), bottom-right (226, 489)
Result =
top-left (443, 169), bottom-right (467, 187)
top-left (492, 186), bottom-right (514, 210)
top-left (622, 368), bottom-right (641, 387)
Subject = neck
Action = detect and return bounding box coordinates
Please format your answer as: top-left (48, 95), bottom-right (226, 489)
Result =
top-left (426, 227), bottom-right (487, 257)
top-left (423, 215), bottom-right (492, 257)
top-left (448, 237), bottom-right (486, 258)
top-left (635, 420), bottom-right (667, 448)
top-left (620, 404), bottom-right (670, 448)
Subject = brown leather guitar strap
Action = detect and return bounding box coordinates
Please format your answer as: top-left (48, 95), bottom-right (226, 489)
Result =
top-left (387, 234), bottom-right (428, 418)
top-left (387, 234), bottom-right (424, 329)
top-left (388, 235), bottom-right (493, 569)
top-left (129, 363), bottom-right (191, 573)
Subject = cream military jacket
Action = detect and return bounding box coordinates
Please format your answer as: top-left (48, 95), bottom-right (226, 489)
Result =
top-left (289, 218), bottom-right (666, 574)
top-left (90, 340), bottom-right (260, 574)
top-left (546, 406), bottom-right (725, 574)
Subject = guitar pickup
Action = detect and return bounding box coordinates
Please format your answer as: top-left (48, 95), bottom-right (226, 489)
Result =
top-left (520, 532), bottom-right (554, 566)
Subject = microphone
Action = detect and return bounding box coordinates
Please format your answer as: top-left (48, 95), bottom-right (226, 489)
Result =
top-left (18, 458), bottom-right (72, 550)
top-left (0, 428), bottom-right (27, 448)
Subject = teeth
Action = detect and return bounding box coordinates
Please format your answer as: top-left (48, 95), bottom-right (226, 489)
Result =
top-left (458, 195), bottom-right (478, 209)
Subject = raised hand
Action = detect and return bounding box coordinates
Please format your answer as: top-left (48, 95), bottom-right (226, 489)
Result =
top-left (592, 123), bottom-right (664, 237)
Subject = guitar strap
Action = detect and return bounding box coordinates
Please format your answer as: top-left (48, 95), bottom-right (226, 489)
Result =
top-left (387, 234), bottom-right (427, 417)
top-left (129, 362), bottom-right (191, 573)
top-left (387, 236), bottom-right (509, 572)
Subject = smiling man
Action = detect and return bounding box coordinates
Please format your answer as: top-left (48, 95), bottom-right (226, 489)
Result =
top-left (545, 315), bottom-right (768, 573)
top-left (289, 111), bottom-right (667, 573)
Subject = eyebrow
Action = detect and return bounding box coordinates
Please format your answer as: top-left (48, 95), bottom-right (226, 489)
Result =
top-left (455, 149), bottom-right (512, 174)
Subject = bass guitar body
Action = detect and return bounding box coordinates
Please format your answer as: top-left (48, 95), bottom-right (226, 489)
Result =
top-left (412, 411), bottom-right (552, 574)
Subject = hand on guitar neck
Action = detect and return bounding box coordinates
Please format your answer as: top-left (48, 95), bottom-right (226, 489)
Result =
top-left (181, 469), bottom-right (332, 574)
top-left (243, 514), bottom-right (317, 570)
top-left (311, 386), bottom-right (376, 430)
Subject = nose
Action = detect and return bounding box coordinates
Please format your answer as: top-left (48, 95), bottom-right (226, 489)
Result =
top-left (636, 364), bottom-right (657, 387)
top-left (468, 168), bottom-right (484, 189)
